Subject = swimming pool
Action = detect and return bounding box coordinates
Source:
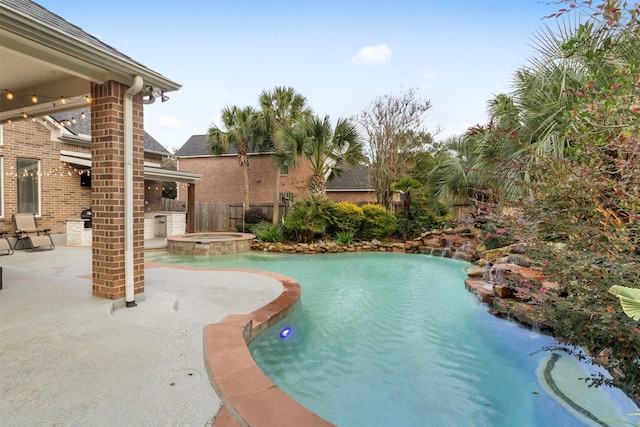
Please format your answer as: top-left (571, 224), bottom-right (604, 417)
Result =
top-left (146, 251), bottom-right (637, 426)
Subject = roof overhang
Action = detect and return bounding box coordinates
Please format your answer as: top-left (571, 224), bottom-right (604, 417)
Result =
top-left (0, 1), bottom-right (181, 122)
top-left (144, 166), bottom-right (202, 183)
top-left (60, 151), bottom-right (202, 183)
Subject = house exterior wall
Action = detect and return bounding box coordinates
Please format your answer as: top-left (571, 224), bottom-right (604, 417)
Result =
top-left (0, 120), bottom-right (93, 234)
top-left (176, 154), bottom-right (312, 205)
top-left (0, 121), bottom-right (168, 235)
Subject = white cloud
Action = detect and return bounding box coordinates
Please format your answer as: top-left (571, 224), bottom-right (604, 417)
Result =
top-left (351, 44), bottom-right (392, 65)
top-left (156, 114), bottom-right (184, 129)
top-left (422, 66), bottom-right (438, 79)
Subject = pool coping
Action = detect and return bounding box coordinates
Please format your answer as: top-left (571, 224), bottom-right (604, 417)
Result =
top-left (199, 268), bottom-right (335, 427)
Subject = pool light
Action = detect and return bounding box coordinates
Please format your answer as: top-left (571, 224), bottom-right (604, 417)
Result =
top-left (280, 327), bottom-right (292, 338)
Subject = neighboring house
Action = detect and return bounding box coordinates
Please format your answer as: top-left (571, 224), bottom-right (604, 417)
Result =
top-left (0, 109), bottom-right (200, 238)
top-left (174, 135), bottom-right (313, 206)
top-left (326, 163), bottom-right (376, 205)
top-left (174, 135), bottom-right (375, 208)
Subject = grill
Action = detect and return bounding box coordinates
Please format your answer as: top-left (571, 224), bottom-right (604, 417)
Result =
top-left (80, 208), bottom-right (92, 228)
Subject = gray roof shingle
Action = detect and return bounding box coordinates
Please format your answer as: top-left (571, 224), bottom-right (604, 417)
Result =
top-left (2, 0), bottom-right (148, 70)
top-left (50, 109), bottom-right (170, 155)
top-left (174, 135), bottom-right (211, 157)
top-left (327, 164), bottom-right (373, 191)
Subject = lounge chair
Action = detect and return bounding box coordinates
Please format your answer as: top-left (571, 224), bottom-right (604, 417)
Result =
top-left (12, 213), bottom-right (55, 251)
top-left (0, 230), bottom-right (14, 255)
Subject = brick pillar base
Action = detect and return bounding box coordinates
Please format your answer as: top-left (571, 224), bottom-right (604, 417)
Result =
top-left (90, 81), bottom-right (145, 300)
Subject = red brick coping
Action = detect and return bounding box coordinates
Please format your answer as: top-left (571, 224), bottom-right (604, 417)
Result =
top-left (205, 269), bottom-right (334, 426)
top-left (145, 262), bottom-right (334, 426)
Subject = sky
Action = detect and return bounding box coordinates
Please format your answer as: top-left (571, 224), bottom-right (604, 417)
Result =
top-left (36, 0), bottom-right (563, 152)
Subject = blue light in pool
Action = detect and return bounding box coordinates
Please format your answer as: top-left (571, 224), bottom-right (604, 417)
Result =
top-left (280, 327), bottom-right (292, 338)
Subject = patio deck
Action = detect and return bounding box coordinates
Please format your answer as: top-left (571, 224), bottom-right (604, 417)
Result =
top-left (0, 243), bottom-right (287, 426)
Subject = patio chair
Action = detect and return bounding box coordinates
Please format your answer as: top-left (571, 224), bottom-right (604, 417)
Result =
top-left (12, 213), bottom-right (55, 251)
top-left (0, 230), bottom-right (14, 255)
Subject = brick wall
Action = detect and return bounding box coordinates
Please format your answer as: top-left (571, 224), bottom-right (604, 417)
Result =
top-left (176, 154), bottom-right (312, 205)
top-left (0, 120), bottom-right (92, 234)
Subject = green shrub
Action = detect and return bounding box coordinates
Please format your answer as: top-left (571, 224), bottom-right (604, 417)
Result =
top-left (252, 222), bottom-right (283, 243)
top-left (244, 207), bottom-right (270, 224)
top-left (334, 230), bottom-right (355, 245)
top-left (360, 203), bottom-right (397, 240)
top-left (329, 201), bottom-right (364, 234)
top-left (284, 195), bottom-right (337, 243)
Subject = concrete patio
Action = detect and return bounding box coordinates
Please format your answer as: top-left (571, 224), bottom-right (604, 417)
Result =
top-left (0, 243), bottom-right (285, 426)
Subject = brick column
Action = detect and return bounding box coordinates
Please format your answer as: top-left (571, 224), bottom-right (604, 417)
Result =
top-left (90, 81), bottom-right (145, 300)
top-left (186, 183), bottom-right (196, 233)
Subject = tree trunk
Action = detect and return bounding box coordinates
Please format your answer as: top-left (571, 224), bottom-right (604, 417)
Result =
top-left (309, 173), bottom-right (326, 196)
top-left (242, 162), bottom-right (250, 211)
top-left (272, 171), bottom-right (281, 224)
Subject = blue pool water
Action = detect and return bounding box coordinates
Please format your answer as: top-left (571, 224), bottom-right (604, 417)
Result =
top-left (146, 251), bottom-right (637, 426)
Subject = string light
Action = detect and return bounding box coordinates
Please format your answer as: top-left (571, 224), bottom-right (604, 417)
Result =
top-left (0, 89), bottom-right (94, 124)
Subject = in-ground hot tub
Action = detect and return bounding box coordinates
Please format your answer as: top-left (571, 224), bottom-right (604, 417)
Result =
top-left (167, 232), bottom-right (255, 255)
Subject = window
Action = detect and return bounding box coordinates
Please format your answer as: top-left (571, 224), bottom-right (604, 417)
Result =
top-left (279, 192), bottom-right (293, 203)
top-left (279, 164), bottom-right (289, 175)
top-left (17, 158), bottom-right (41, 215)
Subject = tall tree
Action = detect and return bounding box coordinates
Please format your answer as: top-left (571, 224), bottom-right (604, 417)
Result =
top-left (207, 105), bottom-right (261, 211)
top-left (275, 115), bottom-right (364, 195)
top-left (354, 88), bottom-right (432, 211)
top-left (257, 87), bottom-right (312, 224)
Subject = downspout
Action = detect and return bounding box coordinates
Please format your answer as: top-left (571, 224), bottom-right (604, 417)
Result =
top-left (124, 75), bottom-right (144, 307)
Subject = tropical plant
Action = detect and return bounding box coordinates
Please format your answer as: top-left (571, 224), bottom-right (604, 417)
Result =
top-left (476, 0), bottom-right (640, 401)
top-left (284, 194), bottom-right (337, 243)
top-left (609, 286), bottom-right (640, 321)
top-left (276, 115), bottom-right (364, 196)
top-left (207, 105), bottom-right (262, 210)
top-left (391, 177), bottom-right (422, 241)
top-left (428, 134), bottom-right (497, 213)
top-left (257, 87), bottom-right (312, 224)
top-left (334, 230), bottom-right (356, 245)
top-left (251, 222), bottom-right (284, 243)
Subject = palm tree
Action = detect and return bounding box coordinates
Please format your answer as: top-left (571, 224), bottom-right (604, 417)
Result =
top-left (257, 87), bottom-right (312, 224)
top-left (391, 177), bottom-right (422, 240)
top-left (275, 115), bottom-right (364, 196)
top-left (207, 105), bottom-right (261, 211)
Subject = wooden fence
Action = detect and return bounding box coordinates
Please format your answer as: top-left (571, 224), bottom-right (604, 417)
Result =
top-left (160, 199), bottom-right (290, 232)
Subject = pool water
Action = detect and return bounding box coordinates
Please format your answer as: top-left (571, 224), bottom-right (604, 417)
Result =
top-left (146, 251), bottom-right (637, 426)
